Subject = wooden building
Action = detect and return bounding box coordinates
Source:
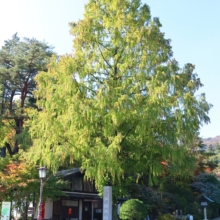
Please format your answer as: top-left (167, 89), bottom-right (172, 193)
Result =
top-left (35, 168), bottom-right (103, 220)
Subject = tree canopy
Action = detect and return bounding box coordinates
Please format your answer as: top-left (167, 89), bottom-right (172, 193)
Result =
top-left (0, 33), bottom-right (54, 155)
top-left (0, 34), bottom-right (58, 216)
top-left (0, 154), bottom-right (68, 202)
top-left (26, 0), bottom-right (211, 194)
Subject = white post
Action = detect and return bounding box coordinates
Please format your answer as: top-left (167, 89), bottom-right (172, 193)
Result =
top-left (204, 207), bottom-right (207, 220)
top-left (103, 186), bottom-right (112, 220)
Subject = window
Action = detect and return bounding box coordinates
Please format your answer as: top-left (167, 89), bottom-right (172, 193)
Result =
top-left (53, 201), bottom-right (61, 215)
top-left (62, 200), bottom-right (78, 206)
top-left (83, 180), bottom-right (94, 192)
top-left (72, 176), bottom-right (82, 191)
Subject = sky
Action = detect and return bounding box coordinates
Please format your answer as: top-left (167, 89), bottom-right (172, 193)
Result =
top-left (0, 0), bottom-right (219, 139)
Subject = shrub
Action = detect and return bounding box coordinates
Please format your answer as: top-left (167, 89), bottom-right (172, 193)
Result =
top-left (158, 214), bottom-right (175, 220)
top-left (119, 199), bottom-right (147, 220)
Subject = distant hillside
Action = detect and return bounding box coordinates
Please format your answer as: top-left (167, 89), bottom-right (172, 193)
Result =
top-left (203, 136), bottom-right (220, 146)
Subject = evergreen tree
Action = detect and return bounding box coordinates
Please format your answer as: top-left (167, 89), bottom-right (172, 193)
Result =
top-left (0, 33), bottom-right (53, 155)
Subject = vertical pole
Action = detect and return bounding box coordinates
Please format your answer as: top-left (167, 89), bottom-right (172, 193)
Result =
top-left (103, 186), bottom-right (112, 220)
top-left (24, 200), bottom-right (28, 220)
top-left (37, 178), bottom-right (44, 220)
top-left (10, 200), bottom-right (12, 220)
top-left (204, 207), bottom-right (207, 220)
top-left (32, 192), bottom-right (36, 220)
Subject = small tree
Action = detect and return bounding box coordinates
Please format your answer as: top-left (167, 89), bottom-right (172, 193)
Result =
top-left (119, 199), bottom-right (147, 220)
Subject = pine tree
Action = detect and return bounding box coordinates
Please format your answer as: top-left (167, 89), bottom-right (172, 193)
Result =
top-left (0, 33), bottom-right (53, 155)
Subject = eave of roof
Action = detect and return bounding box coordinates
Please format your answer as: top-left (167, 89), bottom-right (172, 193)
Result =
top-left (57, 168), bottom-right (81, 176)
top-left (202, 194), bottom-right (214, 203)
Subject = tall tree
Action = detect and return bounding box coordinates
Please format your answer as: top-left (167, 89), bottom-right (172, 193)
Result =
top-left (27, 0), bottom-right (211, 195)
top-left (0, 34), bottom-right (53, 155)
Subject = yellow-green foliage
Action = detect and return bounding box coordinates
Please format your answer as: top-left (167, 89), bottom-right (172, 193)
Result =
top-left (25, 0), bottom-right (210, 194)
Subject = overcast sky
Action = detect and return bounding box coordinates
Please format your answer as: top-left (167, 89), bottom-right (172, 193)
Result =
top-left (0, 0), bottom-right (219, 139)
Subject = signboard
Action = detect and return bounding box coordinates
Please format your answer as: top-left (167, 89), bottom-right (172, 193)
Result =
top-left (42, 202), bottom-right (45, 219)
top-left (201, 202), bottom-right (208, 207)
top-left (68, 208), bottom-right (72, 215)
top-left (103, 186), bottom-right (112, 220)
top-left (1, 202), bottom-right (11, 220)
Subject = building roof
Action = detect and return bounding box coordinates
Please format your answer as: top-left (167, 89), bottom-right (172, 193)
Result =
top-left (202, 194), bottom-right (214, 203)
top-left (57, 168), bottom-right (81, 176)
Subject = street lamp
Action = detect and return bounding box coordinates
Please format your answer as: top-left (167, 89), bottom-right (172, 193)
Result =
top-left (37, 167), bottom-right (47, 220)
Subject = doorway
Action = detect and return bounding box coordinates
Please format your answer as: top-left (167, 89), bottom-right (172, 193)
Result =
top-left (82, 201), bottom-right (92, 220)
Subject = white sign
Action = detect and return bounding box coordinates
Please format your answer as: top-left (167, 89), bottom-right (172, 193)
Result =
top-left (201, 202), bottom-right (208, 207)
top-left (1, 202), bottom-right (11, 220)
top-left (103, 186), bottom-right (112, 220)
